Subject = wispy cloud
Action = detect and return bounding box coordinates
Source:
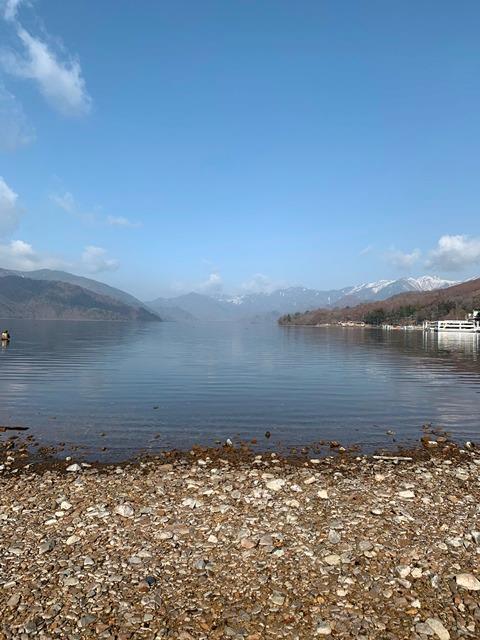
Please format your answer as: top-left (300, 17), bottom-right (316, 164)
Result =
top-left (0, 176), bottom-right (23, 237)
top-left (426, 234), bottom-right (480, 272)
top-left (51, 191), bottom-right (140, 230)
top-left (0, 84), bottom-right (34, 151)
top-left (107, 215), bottom-right (142, 229)
top-left (1, 27), bottom-right (91, 116)
top-left (50, 190), bottom-right (96, 224)
top-left (2, 0), bottom-right (26, 21)
top-left (197, 272), bottom-right (223, 294)
top-left (359, 244), bottom-right (373, 256)
top-left (1, 1), bottom-right (91, 119)
top-left (50, 191), bottom-right (75, 214)
top-left (386, 247), bottom-right (421, 270)
top-left (241, 273), bottom-right (279, 294)
top-left (81, 245), bottom-right (119, 274)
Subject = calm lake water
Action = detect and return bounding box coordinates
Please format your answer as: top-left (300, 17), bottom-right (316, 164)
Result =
top-left (0, 320), bottom-right (479, 459)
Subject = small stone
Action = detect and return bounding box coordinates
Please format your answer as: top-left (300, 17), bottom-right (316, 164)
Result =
top-left (425, 617), bottom-right (450, 640)
top-left (259, 534), bottom-right (273, 546)
top-left (266, 479), bottom-right (285, 492)
top-left (39, 540), bottom-right (54, 554)
top-left (317, 490), bottom-right (329, 500)
top-left (269, 591), bottom-right (285, 606)
top-left (398, 490), bottom-right (415, 499)
top-left (328, 530), bottom-right (341, 544)
top-left (64, 577), bottom-right (79, 587)
top-left (315, 621), bottom-right (332, 635)
top-left (396, 565), bottom-right (411, 579)
top-left (304, 476), bottom-right (316, 485)
top-left (241, 538), bottom-right (257, 549)
top-left (324, 554), bottom-right (341, 566)
top-left (79, 615), bottom-right (96, 628)
top-left (66, 535), bottom-right (80, 546)
top-left (194, 558), bottom-right (206, 570)
top-left (115, 504), bottom-right (134, 518)
top-left (7, 593), bottom-right (20, 608)
top-left (158, 530), bottom-right (174, 540)
top-left (60, 501), bottom-right (72, 510)
top-left (456, 573), bottom-right (480, 591)
top-left (24, 620), bottom-right (37, 634)
top-left (416, 622), bottom-right (435, 636)
top-left (66, 463), bottom-right (82, 472)
top-left (471, 531), bottom-right (480, 544)
top-left (83, 556), bottom-right (94, 566)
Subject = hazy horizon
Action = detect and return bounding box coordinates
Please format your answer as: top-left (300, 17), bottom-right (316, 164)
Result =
top-left (1, 1), bottom-right (480, 299)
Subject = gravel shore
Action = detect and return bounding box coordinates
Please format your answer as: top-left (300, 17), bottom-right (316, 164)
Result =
top-left (1, 439), bottom-right (480, 639)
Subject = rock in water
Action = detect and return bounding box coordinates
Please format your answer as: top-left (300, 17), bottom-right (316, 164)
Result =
top-left (66, 463), bottom-right (82, 472)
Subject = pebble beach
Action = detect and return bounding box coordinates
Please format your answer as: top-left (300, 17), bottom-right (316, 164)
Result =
top-left (1, 437), bottom-right (480, 639)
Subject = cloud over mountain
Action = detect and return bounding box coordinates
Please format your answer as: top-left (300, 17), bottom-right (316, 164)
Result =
top-left (81, 246), bottom-right (119, 274)
top-left (427, 235), bottom-right (480, 271)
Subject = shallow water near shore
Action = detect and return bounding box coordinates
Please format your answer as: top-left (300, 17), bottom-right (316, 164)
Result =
top-left (0, 320), bottom-right (479, 459)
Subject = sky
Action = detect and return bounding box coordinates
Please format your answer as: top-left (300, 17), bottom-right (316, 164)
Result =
top-left (0, 0), bottom-right (480, 300)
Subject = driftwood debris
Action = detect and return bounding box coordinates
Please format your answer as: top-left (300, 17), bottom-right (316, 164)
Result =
top-left (372, 455), bottom-right (413, 462)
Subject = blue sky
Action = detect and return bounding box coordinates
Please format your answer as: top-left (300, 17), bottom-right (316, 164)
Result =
top-left (0, 0), bottom-right (480, 299)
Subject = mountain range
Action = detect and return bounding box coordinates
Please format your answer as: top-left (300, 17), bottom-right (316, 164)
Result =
top-left (146, 276), bottom-right (457, 322)
top-left (0, 268), bottom-right (460, 322)
top-left (0, 270), bottom-right (158, 321)
top-left (279, 277), bottom-right (480, 327)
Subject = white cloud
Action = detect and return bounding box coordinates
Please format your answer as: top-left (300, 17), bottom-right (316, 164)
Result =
top-left (359, 244), bottom-right (373, 256)
top-left (81, 246), bottom-right (119, 274)
top-left (0, 176), bottom-right (22, 237)
top-left (0, 239), bottom-right (66, 270)
top-left (107, 215), bottom-right (142, 229)
top-left (1, 26), bottom-right (91, 116)
top-left (427, 234), bottom-right (480, 271)
top-left (387, 248), bottom-right (421, 270)
top-left (0, 84), bottom-right (34, 150)
top-left (50, 191), bottom-right (75, 214)
top-left (50, 190), bottom-right (98, 224)
top-left (2, 0), bottom-right (26, 21)
top-left (198, 272), bottom-right (223, 293)
top-left (241, 273), bottom-right (278, 294)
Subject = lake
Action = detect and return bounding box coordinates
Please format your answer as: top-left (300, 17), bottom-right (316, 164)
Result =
top-left (0, 320), bottom-right (479, 459)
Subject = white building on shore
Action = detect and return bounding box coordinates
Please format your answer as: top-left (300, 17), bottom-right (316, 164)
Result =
top-left (423, 310), bottom-right (480, 333)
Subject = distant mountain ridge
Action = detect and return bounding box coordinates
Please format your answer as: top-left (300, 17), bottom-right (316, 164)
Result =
top-left (147, 276), bottom-right (457, 321)
top-left (278, 277), bottom-right (480, 327)
top-left (0, 274), bottom-right (160, 321)
top-left (0, 268), bottom-right (147, 310)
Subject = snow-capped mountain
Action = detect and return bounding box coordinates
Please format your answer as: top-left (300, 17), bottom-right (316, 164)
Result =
top-left (339, 276), bottom-right (457, 305)
top-left (147, 276), bottom-right (458, 321)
